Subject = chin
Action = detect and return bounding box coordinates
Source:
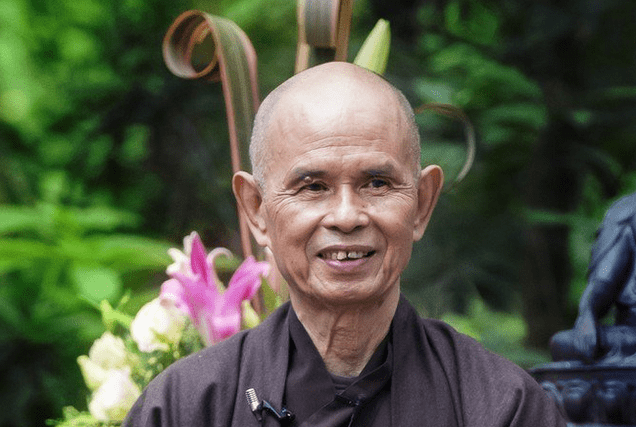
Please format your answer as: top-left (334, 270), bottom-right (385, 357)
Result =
top-left (314, 282), bottom-right (395, 307)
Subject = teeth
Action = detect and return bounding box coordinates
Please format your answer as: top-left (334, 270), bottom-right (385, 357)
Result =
top-left (326, 251), bottom-right (367, 260)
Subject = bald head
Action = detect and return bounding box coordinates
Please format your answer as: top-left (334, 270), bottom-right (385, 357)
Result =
top-left (249, 63), bottom-right (420, 190)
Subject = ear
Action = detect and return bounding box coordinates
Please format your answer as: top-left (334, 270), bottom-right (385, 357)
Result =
top-left (413, 165), bottom-right (444, 241)
top-left (232, 171), bottom-right (271, 248)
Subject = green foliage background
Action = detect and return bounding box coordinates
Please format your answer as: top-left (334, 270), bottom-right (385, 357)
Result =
top-left (1, 0), bottom-right (635, 426)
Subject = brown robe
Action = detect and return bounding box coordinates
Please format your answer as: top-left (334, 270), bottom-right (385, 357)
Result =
top-left (123, 295), bottom-right (566, 426)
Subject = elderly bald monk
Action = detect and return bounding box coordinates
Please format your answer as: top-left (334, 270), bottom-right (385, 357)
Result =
top-left (123, 63), bottom-right (566, 426)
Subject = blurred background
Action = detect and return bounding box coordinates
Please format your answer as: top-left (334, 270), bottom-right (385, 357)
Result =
top-left (1, 0), bottom-right (635, 425)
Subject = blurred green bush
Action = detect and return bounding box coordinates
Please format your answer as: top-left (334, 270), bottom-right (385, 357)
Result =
top-left (0, 201), bottom-right (172, 426)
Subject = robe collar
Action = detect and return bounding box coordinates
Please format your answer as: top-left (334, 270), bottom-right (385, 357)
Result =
top-left (284, 307), bottom-right (391, 426)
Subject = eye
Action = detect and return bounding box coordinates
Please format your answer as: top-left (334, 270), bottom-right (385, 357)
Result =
top-left (369, 178), bottom-right (389, 188)
top-left (301, 182), bottom-right (326, 192)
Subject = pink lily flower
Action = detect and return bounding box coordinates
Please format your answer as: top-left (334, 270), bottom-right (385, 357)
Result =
top-left (160, 233), bottom-right (270, 345)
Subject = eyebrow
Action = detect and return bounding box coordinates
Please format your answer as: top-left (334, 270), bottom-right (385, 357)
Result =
top-left (364, 164), bottom-right (396, 177)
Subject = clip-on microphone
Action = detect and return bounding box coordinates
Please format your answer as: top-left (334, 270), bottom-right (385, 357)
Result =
top-left (245, 388), bottom-right (295, 425)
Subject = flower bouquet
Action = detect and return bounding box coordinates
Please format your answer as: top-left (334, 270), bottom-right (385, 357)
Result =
top-left (49, 232), bottom-right (274, 426)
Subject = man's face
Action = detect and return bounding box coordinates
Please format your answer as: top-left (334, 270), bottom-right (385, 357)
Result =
top-left (255, 81), bottom-right (432, 307)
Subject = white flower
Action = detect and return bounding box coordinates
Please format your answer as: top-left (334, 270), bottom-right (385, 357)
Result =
top-left (131, 297), bottom-right (187, 352)
top-left (88, 369), bottom-right (141, 422)
top-left (77, 332), bottom-right (131, 391)
top-left (77, 355), bottom-right (108, 391)
top-left (88, 331), bottom-right (129, 370)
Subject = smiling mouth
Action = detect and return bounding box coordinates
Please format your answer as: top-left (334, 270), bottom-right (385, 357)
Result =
top-left (318, 250), bottom-right (375, 261)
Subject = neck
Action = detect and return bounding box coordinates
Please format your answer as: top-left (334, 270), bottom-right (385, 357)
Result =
top-left (291, 289), bottom-right (399, 377)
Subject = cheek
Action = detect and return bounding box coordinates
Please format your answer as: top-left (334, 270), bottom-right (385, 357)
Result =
top-left (265, 203), bottom-right (319, 265)
top-left (375, 200), bottom-right (417, 258)
top-left (372, 197), bottom-right (417, 231)
top-left (268, 200), bottom-right (324, 236)
top-left (381, 235), bottom-right (413, 282)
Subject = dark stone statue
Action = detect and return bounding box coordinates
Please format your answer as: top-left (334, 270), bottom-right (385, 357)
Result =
top-left (530, 192), bottom-right (636, 426)
top-left (550, 192), bottom-right (636, 363)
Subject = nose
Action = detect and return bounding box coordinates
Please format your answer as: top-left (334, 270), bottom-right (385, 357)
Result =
top-left (322, 186), bottom-right (370, 233)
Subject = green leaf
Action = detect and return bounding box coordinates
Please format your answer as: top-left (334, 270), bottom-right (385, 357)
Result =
top-left (0, 237), bottom-right (52, 261)
top-left (0, 205), bottom-right (43, 235)
top-left (523, 209), bottom-right (571, 226)
top-left (261, 278), bottom-right (284, 315)
top-left (40, 170), bottom-right (71, 204)
top-left (0, 294), bottom-right (24, 334)
top-left (70, 263), bottom-right (122, 303)
top-left (120, 124), bottom-right (150, 164)
top-left (444, 0), bottom-right (499, 46)
top-left (46, 406), bottom-right (98, 427)
top-left (420, 142), bottom-right (467, 183)
top-left (65, 206), bottom-right (141, 232)
top-left (480, 103), bottom-right (547, 131)
top-left (55, 234), bottom-right (171, 272)
top-left (56, 27), bottom-right (100, 63)
top-left (100, 300), bottom-right (133, 331)
top-left (415, 80), bottom-right (455, 104)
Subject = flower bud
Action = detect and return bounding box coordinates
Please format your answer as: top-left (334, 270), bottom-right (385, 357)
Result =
top-left (241, 300), bottom-right (261, 329)
top-left (353, 19), bottom-right (391, 75)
